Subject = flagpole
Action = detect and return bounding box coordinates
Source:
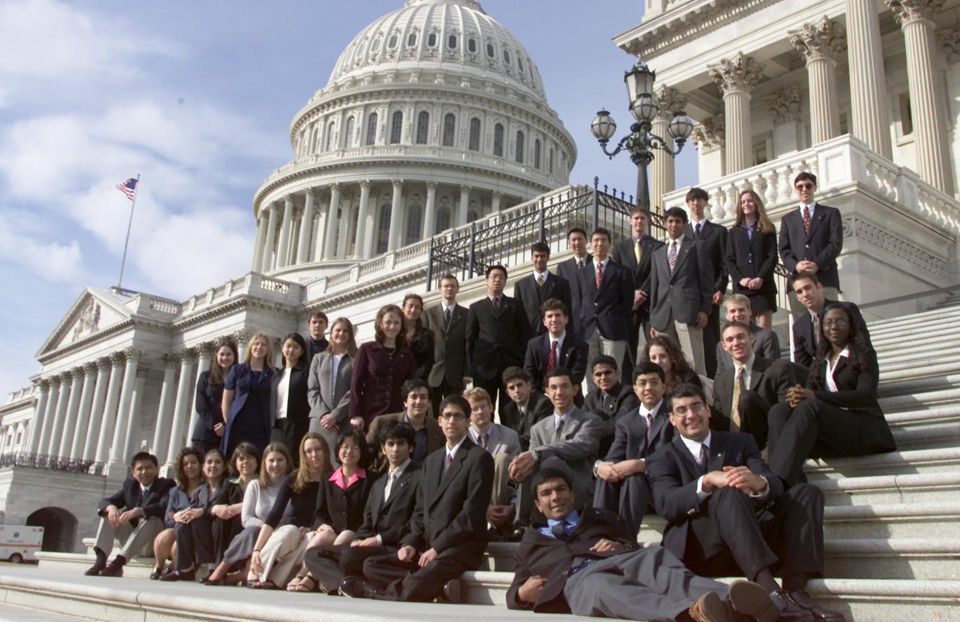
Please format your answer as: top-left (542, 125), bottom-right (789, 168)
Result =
top-left (116, 174), bottom-right (140, 290)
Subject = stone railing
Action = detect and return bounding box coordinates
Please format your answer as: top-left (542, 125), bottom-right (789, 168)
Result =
top-left (148, 298), bottom-right (181, 315)
top-left (0, 452), bottom-right (105, 476)
top-left (181, 273), bottom-right (303, 317)
top-left (662, 134), bottom-right (960, 236)
top-left (4, 385), bottom-right (36, 406)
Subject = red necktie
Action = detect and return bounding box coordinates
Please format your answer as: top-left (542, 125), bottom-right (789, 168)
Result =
top-left (547, 340), bottom-right (558, 373)
top-left (595, 261), bottom-right (603, 289)
top-left (802, 205), bottom-right (812, 235)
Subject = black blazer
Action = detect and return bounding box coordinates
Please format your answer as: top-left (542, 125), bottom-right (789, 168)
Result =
top-left (315, 472), bottom-right (377, 534)
top-left (406, 325), bottom-right (436, 382)
top-left (355, 464), bottom-right (421, 547)
top-left (792, 299), bottom-right (871, 368)
top-left (685, 220), bottom-right (729, 295)
top-left (611, 235), bottom-right (663, 296)
top-left (711, 357), bottom-right (801, 426)
top-left (725, 226), bottom-right (778, 296)
top-left (500, 391), bottom-right (553, 451)
top-left (401, 438), bottom-right (494, 565)
top-left (606, 400), bottom-right (673, 462)
top-left (556, 255), bottom-right (592, 336)
top-left (465, 295), bottom-right (530, 383)
top-left (192, 370), bottom-right (226, 444)
top-left (647, 431), bottom-right (782, 561)
top-left (506, 506), bottom-right (639, 613)
top-left (778, 203), bottom-right (843, 289)
top-left (523, 333), bottom-right (588, 392)
top-left (810, 349), bottom-right (886, 420)
top-left (583, 383), bottom-right (638, 427)
top-left (422, 302), bottom-right (468, 390)
top-left (578, 258), bottom-right (634, 341)
top-left (99, 477), bottom-right (176, 523)
top-left (514, 272), bottom-right (573, 337)
top-left (269, 364), bottom-right (310, 427)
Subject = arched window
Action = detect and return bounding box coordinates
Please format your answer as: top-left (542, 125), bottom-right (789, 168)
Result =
top-left (390, 111), bottom-right (403, 144)
top-left (442, 113), bottom-right (456, 147)
top-left (366, 112), bottom-right (378, 146)
top-left (344, 117), bottom-right (356, 149)
top-left (503, 49), bottom-right (511, 64)
top-left (388, 34), bottom-right (398, 48)
top-left (515, 130), bottom-right (525, 163)
top-left (372, 38), bottom-right (382, 52)
top-left (416, 111), bottom-right (430, 144)
top-left (468, 118), bottom-right (481, 152)
top-left (448, 34), bottom-right (458, 49)
top-left (549, 147), bottom-right (555, 174)
top-left (493, 123), bottom-right (504, 157)
top-left (427, 33), bottom-right (437, 47)
top-left (435, 206), bottom-right (451, 234)
top-left (407, 32), bottom-right (417, 47)
top-left (534, 138), bottom-right (541, 169)
top-left (325, 122), bottom-right (336, 151)
top-left (486, 42), bottom-right (495, 58)
top-left (405, 204), bottom-right (423, 245)
top-left (376, 206), bottom-right (391, 254)
top-left (468, 38), bottom-right (477, 53)
top-left (518, 56), bottom-right (525, 73)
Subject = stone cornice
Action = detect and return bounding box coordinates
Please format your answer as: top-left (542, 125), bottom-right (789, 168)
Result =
top-left (303, 264), bottom-right (430, 313)
top-left (172, 294), bottom-right (301, 332)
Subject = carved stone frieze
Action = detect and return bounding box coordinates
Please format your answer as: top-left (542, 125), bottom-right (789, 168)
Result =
top-left (764, 86), bottom-right (802, 125)
top-left (939, 25), bottom-right (960, 64)
top-left (843, 217), bottom-right (947, 277)
top-left (692, 115), bottom-right (725, 150)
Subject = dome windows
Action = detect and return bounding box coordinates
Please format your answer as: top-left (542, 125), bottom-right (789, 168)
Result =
top-left (468, 38), bottom-right (477, 53)
top-left (427, 33), bottom-right (437, 47)
top-left (503, 49), bottom-right (511, 64)
top-left (515, 130), bottom-right (525, 164)
top-left (447, 34), bottom-right (458, 49)
top-left (493, 123), bottom-right (504, 157)
top-left (442, 113), bottom-right (456, 147)
top-left (371, 38), bottom-right (382, 52)
top-left (486, 42), bottom-right (495, 58)
top-left (390, 111), bottom-right (403, 144)
top-left (407, 33), bottom-right (417, 47)
top-left (366, 112), bottom-right (378, 146)
top-left (325, 122), bottom-right (336, 151)
top-left (468, 118), bottom-right (481, 152)
top-left (345, 117), bottom-right (356, 149)
top-left (518, 56), bottom-right (524, 73)
top-left (416, 111), bottom-right (430, 145)
top-left (534, 138), bottom-right (541, 169)
top-left (388, 34), bottom-right (398, 49)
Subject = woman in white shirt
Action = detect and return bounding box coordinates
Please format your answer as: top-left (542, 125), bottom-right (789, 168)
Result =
top-left (271, 333), bottom-right (311, 463)
top-left (307, 318), bottom-right (358, 463)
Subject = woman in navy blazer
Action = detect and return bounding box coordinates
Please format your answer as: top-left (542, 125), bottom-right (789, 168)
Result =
top-left (192, 340), bottom-right (239, 454)
top-left (349, 305), bottom-right (416, 431)
top-left (725, 190), bottom-right (779, 328)
top-left (222, 334), bottom-right (275, 457)
top-left (270, 333), bottom-right (311, 462)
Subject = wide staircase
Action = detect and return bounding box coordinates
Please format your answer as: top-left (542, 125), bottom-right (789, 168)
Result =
top-left (3, 306), bottom-right (960, 621)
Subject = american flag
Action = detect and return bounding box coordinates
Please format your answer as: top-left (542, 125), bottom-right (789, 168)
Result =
top-left (115, 177), bottom-right (138, 201)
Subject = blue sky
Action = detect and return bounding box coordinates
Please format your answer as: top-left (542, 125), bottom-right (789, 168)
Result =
top-left (0, 0), bottom-right (697, 398)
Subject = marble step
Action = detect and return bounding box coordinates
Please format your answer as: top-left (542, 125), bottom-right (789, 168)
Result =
top-left (803, 447), bottom-right (960, 480)
top-left (880, 387), bottom-right (960, 412)
top-left (868, 306), bottom-right (960, 333)
top-left (891, 423), bottom-right (960, 450)
top-left (815, 472), bottom-right (960, 505)
top-left (876, 368), bottom-right (960, 391)
top-left (878, 352), bottom-right (960, 372)
top-left (872, 332), bottom-right (960, 354)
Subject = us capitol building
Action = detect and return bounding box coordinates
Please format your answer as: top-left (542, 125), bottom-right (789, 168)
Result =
top-left (2, 0), bottom-right (960, 557)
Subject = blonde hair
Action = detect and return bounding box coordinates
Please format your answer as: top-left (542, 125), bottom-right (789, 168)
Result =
top-left (735, 190), bottom-right (775, 235)
top-left (244, 333), bottom-right (275, 370)
top-left (330, 318), bottom-right (358, 357)
top-left (723, 294), bottom-right (753, 313)
top-left (293, 432), bottom-right (333, 493)
top-left (463, 387), bottom-right (493, 406)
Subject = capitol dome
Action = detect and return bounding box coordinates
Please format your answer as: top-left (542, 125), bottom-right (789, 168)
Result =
top-left (250, 0), bottom-right (576, 282)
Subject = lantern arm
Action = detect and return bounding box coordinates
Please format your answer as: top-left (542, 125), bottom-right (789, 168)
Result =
top-left (599, 132), bottom-right (634, 159)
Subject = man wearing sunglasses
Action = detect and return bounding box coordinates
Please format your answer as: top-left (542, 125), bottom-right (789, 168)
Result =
top-left (778, 172), bottom-right (843, 317)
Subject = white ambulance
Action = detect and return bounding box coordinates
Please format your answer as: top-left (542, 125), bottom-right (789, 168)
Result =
top-left (0, 525), bottom-right (44, 563)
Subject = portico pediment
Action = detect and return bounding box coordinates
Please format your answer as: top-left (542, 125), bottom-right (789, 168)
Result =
top-left (36, 287), bottom-right (133, 358)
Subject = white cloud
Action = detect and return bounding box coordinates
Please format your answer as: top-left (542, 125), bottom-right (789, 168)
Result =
top-left (0, 214), bottom-right (87, 283)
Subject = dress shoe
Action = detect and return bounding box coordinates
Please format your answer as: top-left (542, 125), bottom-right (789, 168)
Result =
top-left (727, 581), bottom-right (780, 622)
top-left (442, 579), bottom-right (461, 603)
top-left (84, 557), bottom-right (107, 576)
top-left (507, 525), bottom-right (526, 541)
top-left (202, 577), bottom-right (225, 586)
top-left (339, 577), bottom-right (377, 599)
top-left (149, 569), bottom-right (163, 580)
top-left (98, 557), bottom-right (125, 578)
top-left (769, 590), bottom-right (815, 622)
top-left (687, 591), bottom-right (732, 622)
top-left (788, 591), bottom-right (846, 622)
top-left (159, 569), bottom-right (196, 582)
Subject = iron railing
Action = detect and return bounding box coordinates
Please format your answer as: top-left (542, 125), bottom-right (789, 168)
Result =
top-left (0, 452), bottom-right (106, 476)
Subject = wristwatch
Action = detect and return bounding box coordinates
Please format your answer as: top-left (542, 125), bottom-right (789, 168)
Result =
top-left (530, 448), bottom-right (541, 463)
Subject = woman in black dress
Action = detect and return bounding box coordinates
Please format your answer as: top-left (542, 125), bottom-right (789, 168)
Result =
top-left (271, 333), bottom-right (311, 462)
top-left (192, 340), bottom-right (239, 453)
top-left (401, 293), bottom-right (435, 381)
top-left (222, 334), bottom-right (275, 456)
top-left (726, 189), bottom-right (778, 328)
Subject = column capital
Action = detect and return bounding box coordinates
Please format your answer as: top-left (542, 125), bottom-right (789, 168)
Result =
top-left (491, 190), bottom-right (503, 199)
top-left (331, 182), bottom-right (342, 192)
top-left (764, 86), bottom-right (802, 124)
top-left (95, 357), bottom-right (113, 371)
top-left (691, 115), bottom-right (725, 150)
top-left (426, 181), bottom-right (439, 191)
top-left (359, 180), bottom-right (371, 189)
top-left (109, 352), bottom-right (126, 367)
top-left (234, 329), bottom-right (254, 345)
top-left (122, 348), bottom-right (142, 362)
top-left (791, 17), bottom-right (847, 63)
top-left (654, 86), bottom-right (686, 118)
top-left (136, 367), bottom-right (151, 379)
top-left (163, 353), bottom-right (180, 370)
top-left (459, 184), bottom-right (472, 193)
top-left (391, 179), bottom-right (403, 190)
top-left (886, 0), bottom-right (945, 26)
top-left (178, 348), bottom-right (199, 364)
top-left (34, 378), bottom-right (50, 391)
top-left (939, 24), bottom-right (960, 63)
top-left (197, 342), bottom-right (216, 358)
top-left (60, 369), bottom-right (75, 382)
top-left (82, 362), bottom-right (98, 375)
top-left (709, 53), bottom-right (764, 95)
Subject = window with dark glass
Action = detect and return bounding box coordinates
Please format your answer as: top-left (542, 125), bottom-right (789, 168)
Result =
top-left (442, 113), bottom-right (456, 147)
top-left (416, 111), bottom-right (429, 145)
top-left (494, 123), bottom-right (504, 157)
top-left (390, 111), bottom-right (403, 144)
top-left (515, 130), bottom-right (525, 163)
top-left (468, 118), bottom-right (481, 152)
top-left (366, 112), bottom-right (378, 146)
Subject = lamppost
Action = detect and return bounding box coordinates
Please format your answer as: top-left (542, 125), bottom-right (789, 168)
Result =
top-left (590, 61), bottom-right (694, 210)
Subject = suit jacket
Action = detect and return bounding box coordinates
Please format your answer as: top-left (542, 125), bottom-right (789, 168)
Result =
top-left (401, 438), bottom-right (494, 566)
top-left (583, 383), bottom-right (639, 441)
top-left (611, 235), bottom-right (664, 298)
top-left (366, 412), bottom-right (445, 474)
top-left (500, 391), bottom-right (554, 451)
top-left (528, 407), bottom-right (603, 490)
top-left (649, 238), bottom-right (713, 329)
top-left (778, 203), bottom-right (843, 289)
top-left (725, 226), bottom-right (778, 292)
top-left (269, 363), bottom-right (310, 427)
top-left (523, 333), bottom-right (589, 392)
top-left (307, 351), bottom-right (353, 426)
top-left (466, 295), bottom-right (530, 382)
top-left (192, 370), bottom-right (225, 444)
top-left (469, 423), bottom-right (521, 459)
top-left (606, 400), bottom-right (673, 462)
top-left (712, 356), bottom-right (799, 426)
top-left (422, 302), bottom-right (468, 390)
top-left (792, 299), bottom-right (871, 368)
top-left (99, 476), bottom-right (176, 523)
top-left (514, 272), bottom-right (573, 337)
top-left (578, 258), bottom-right (634, 341)
top-left (647, 431), bottom-right (783, 560)
top-left (223, 362), bottom-right (273, 456)
top-left (355, 463), bottom-right (421, 547)
top-left (315, 471), bottom-right (377, 534)
top-left (685, 220), bottom-right (729, 296)
top-left (349, 342), bottom-right (416, 426)
top-left (506, 506), bottom-right (639, 613)
top-left (810, 348), bottom-right (888, 422)
top-left (715, 325), bottom-right (781, 374)
top-left (556, 255), bottom-right (592, 336)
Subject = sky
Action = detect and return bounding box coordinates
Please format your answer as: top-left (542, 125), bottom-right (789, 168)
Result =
top-left (0, 0), bottom-right (698, 399)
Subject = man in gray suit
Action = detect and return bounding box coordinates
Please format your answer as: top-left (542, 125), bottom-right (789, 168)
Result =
top-left (466, 387), bottom-right (522, 538)
top-left (422, 274), bottom-right (468, 416)
top-left (715, 294), bottom-right (781, 374)
top-left (509, 367), bottom-right (603, 529)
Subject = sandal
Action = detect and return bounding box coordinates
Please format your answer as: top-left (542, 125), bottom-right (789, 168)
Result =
top-left (287, 576), bottom-right (318, 593)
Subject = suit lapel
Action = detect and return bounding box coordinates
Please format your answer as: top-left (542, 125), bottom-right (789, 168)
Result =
top-left (431, 442), bottom-right (470, 507)
top-left (707, 433), bottom-right (727, 473)
top-left (749, 357), bottom-right (770, 391)
top-left (671, 435), bottom-right (701, 481)
top-left (806, 207), bottom-right (826, 241)
top-left (648, 404), bottom-right (670, 445)
top-left (670, 243), bottom-right (693, 281)
top-left (369, 477), bottom-right (385, 519)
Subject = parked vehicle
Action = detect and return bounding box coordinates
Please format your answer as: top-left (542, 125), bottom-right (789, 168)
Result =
top-left (0, 525), bottom-right (43, 563)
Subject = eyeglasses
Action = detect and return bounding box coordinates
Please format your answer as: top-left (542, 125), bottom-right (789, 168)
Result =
top-left (822, 319), bottom-right (849, 328)
top-left (672, 402), bottom-right (706, 416)
top-left (593, 370), bottom-right (614, 377)
top-left (438, 412), bottom-right (467, 421)
top-left (795, 183), bottom-right (815, 190)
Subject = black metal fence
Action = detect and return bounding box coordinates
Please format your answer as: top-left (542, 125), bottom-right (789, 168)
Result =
top-left (0, 452), bottom-right (105, 476)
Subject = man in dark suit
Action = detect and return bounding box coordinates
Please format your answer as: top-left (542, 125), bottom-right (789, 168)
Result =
top-left (791, 272), bottom-right (871, 368)
top-left (422, 274), bottom-right (468, 416)
top-left (649, 207), bottom-right (713, 377)
top-left (85, 452), bottom-right (175, 577)
top-left (611, 206), bottom-right (664, 366)
top-left (685, 188), bottom-right (728, 378)
top-left (305, 421), bottom-right (421, 593)
top-left (508, 467), bottom-right (779, 622)
top-left (366, 380), bottom-right (443, 474)
top-left (778, 172), bottom-right (843, 317)
top-left (343, 395), bottom-right (495, 603)
top-left (593, 362), bottom-right (673, 537)
top-left (555, 227), bottom-right (592, 337)
top-left (579, 228), bottom-right (634, 391)
top-left (501, 367), bottom-right (553, 451)
top-left (515, 242), bottom-right (573, 338)
top-left (647, 384), bottom-right (842, 622)
top-left (524, 298), bottom-right (588, 393)
top-left (715, 294), bottom-right (781, 374)
top-left (466, 264), bottom-right (531, 411)
top-left (712, 322), bottom-right (805, 450)
top-left (582, 355), bottom-right (639, 458)
top-left (305, 311), bottom-right (329, 367)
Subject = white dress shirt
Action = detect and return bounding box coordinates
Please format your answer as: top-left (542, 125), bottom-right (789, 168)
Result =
top-left (825, 346), bottom-right (849, 393)
top-left (275, 368), bottom-right (291, 420)
top-left (732, 353), bottom-right (756, 389)
top-left (799, 201), bottom-right (817, 219)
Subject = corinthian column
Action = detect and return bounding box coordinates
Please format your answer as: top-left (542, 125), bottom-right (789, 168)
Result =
top-left (95, 353), bottom-right (126, 463)
top-left (355, 181), bottom-right (372, 258)
top-left (69, 363), bottom-right (97, 460)
top-left (165, 350), bottom-right (198, 472)
top-left (846, 0), bottom-right (893, 157)
top-left (26, 380), bottom-right (50, 455)
top-left (457, 185), bottom-right (470, 227)
top-left (260, 203), bottom-right (280, 273)
top-left (387, 180), bottom-right (403, 251)
top-left (45, 372), bottom-right (72, 457)
top-left (252, 215), bottom-right (268, 272)
top-left (651, 87), bottom-right (685, 211)
top-left (81, 359), bottom-right (111, 460)
top-left (710, 53), bottom-right (764, 174)
top-left (151, 355), bottom-right (179, 465)
top-left (792, 18), bottom-right (848, 144)
top-left (296, 190), bottom-right (316, 265)
top-left (107, 349), bottom-right (141, 473)
top-left (57, 369), bottom-right (84, 458)
top-left (324, 184), bottom-right (341, 259)
top-left (422, 182), bottom-right (437, 239)
top-left (888, 0), bottom-right (952, 194)
top-left (123, 367), bottom-right (150, 462)
top-left (276, 196), bottom-right (294, 269)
